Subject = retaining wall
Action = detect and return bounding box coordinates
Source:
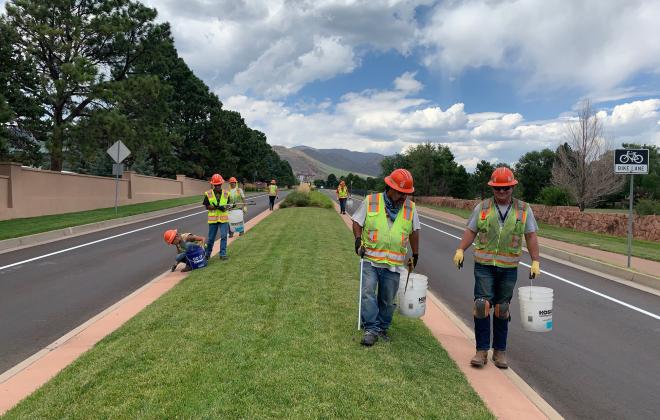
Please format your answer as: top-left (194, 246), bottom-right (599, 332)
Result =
top-left (415, 196), bottom-right (660, 242)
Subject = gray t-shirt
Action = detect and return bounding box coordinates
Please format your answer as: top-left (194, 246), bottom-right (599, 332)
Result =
top-left (466, 200), bottom-right (537, 233)
top-left (352, 197), bottom-right (421, 273)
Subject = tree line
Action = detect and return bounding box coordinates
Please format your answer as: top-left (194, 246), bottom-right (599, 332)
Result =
top-left (0, 0), bottom-right (296, 186)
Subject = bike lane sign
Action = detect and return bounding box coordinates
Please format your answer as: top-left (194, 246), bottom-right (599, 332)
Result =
top-left (614, 149), bottom-right (649, 174)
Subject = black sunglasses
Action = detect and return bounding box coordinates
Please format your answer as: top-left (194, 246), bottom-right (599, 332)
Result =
top-left (493, 186), bottom-right (511, 191)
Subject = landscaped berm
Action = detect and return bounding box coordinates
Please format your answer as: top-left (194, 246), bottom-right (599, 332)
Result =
top-left (5, 207), bottom-right (492, 419)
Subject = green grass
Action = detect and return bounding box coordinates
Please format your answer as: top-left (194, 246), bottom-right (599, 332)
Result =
top-left (0, 196), bottom-right (205, 240)
top-left (6, 208), bottom-right (492, 419)
top-left (419, 204), bottom-right (660, 262)
top-left (280, 190), bottom-right (334, 209)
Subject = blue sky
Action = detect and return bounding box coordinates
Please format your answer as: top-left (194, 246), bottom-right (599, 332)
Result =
top-left (4, 0), bottom-right (660, 170)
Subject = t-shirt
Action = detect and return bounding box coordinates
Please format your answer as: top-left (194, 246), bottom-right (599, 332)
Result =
top-left (351, 195), bottom-right (421, 273)
top-left (466, 199), bottom-right (538, 234)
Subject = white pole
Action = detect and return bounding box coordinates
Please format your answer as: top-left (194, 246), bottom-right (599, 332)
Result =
top-left (627, 174), bottom-right (633, 268)
top-left (114, 147), bottom-right (120, 214)
top-left (357, 258), bottom-right (364, 330)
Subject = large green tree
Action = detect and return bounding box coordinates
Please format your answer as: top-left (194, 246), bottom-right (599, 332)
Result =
top-left (5, 0), bottom-right (160, 171)
top-left (514, 148), bottom-right (556, 203)
top-left (472, 160), bottom-right (495, 199)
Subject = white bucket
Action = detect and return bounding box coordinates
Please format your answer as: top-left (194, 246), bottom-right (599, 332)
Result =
top-left (518, 286), bottom-right (554, 332)
top-left (228, 209), bottom-right (244, 233)
top-left (398, 273), bottom-right (428, 318)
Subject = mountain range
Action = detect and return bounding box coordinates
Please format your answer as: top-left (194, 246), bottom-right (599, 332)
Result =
top-left (273, 145), bottom-right (385, 180)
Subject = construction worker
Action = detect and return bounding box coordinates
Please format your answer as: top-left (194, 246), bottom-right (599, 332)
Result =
top-left (336, 180), bottom-right (349, 214)
top-left (268, 179), bottom-right (278, 211)
top-left (203, 174), bottom-right (232, 260)
top-left (352, 168), bottom-right (420, 346)
top-left (453, 167), bottom-right (540, 369)
top-left (228, 177), bottom-right (247, 238)
top-left (163, 229), bottom-right (205, 272)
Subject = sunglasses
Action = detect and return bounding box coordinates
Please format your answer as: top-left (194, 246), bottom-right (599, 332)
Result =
top-left (493, 186), bottom-right (511, 192)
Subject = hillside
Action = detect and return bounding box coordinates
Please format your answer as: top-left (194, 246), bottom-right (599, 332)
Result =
top-left (292, 146), bottom-right (384, 177)
top-left (273, 145), bottom-right (384, 181)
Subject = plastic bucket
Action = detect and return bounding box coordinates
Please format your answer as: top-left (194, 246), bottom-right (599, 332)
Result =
top-left (185, 245), bottom-right (207, 270)
top-left (398, 273), bottom-right (428, 318)
top-left (518, 286), bottom-right (553, 332)
top-left (229, 209), bottom-right (244, 233)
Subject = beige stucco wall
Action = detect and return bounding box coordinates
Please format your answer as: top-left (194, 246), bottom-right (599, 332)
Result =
top-left (0, 163), bottom-right (211, 221)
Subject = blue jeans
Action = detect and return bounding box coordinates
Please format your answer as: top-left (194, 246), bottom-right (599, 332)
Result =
top-left (206, 222), bottom-right (228, 258)
top-left (473, 263), bottom-right (518, 351)
top-left (339, 198), bottom-right (347, 213)
top-left (360, 262), bottom-right (401, 333)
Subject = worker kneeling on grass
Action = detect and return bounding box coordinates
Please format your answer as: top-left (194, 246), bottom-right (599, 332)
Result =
top-left (352, 168), bottom-right (420, 346)
top-left (453, 167), bottom-right (541, 369)
top-left (163, 229), bottom-right (205, 272)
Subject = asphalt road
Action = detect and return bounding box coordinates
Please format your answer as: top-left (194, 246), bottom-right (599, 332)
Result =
top-left (0, 192), bottom-right (287, 374)
top-left (338, 194), bottom-right (660, 420)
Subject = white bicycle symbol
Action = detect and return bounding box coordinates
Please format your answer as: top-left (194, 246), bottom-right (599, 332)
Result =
top-left (619, 150), bottom-right (643, 164)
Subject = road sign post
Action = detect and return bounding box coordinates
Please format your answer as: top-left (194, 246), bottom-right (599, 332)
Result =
top-left (614, 149), bottom-right (649, 268)
top-left (107, 141), bottom-right (131, 214)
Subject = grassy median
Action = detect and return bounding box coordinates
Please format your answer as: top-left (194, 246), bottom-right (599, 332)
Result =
top-left (6, 207), bottom-right (492, 419)
top-left (420, 203), bottom-right (660, 262)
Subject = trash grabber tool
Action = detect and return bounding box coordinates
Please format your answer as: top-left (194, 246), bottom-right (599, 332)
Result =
top-left (357, 257), bottom-right (364, 330)
top-left (404, 258), bottom-right (414, 293)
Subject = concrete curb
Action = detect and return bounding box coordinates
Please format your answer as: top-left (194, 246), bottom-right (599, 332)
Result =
top-left (416, 207), bottom-right (660, 292)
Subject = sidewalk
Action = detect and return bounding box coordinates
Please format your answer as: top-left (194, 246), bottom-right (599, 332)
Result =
top-left (416, 205), bottom-right (660, 281)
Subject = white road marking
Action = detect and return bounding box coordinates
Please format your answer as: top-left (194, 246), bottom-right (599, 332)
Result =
top-left (0, 193), bottom-right (271, 272)
top-left (348, 196), bottom-right (660, 321)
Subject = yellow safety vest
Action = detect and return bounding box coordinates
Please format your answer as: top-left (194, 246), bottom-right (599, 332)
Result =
top-left (269, 185), bottom-right (278, 196)
top-left (228, 188), bottom-right (243, 204)
top-left (473, 198), bottom-right (528, 268)
top-left (205, 189), bottom-right (229, 224)
top-left (361, 193), bottom-right (414, 266)
top-left (338, 186), bottom-right (348, 198)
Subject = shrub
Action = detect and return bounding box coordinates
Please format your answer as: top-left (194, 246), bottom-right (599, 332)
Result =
top-left (538, 186), bottom-right (572, 206)
top-left (280, 190), bottom-right (332, 209)
top-left (635, 199), bottom-right (660, 216)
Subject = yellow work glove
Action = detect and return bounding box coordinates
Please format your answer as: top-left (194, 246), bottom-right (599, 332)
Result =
top-left (530, 261), bottom-right (541, 279)
top-left (453, 249), bottom-right (464, 269)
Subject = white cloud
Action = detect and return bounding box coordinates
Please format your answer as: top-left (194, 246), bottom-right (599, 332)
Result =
top-left (225, 73), bottom-right (660, 170)
top-left (422, 0), bottom-right (660, 94)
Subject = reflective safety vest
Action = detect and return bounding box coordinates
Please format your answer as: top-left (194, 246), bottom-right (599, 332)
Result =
top-left (205, 189), bottom-right (229, 224)
top-left (269, 185), bottom-right (278, 196)
top-left (337, 186), bottom-right (348, 198)
top-left (361, 193), bottom-right (414, 266)
top-left (228, 187), bottom-right (243, 204)
top-left (473, 198), bottom-right (528, 268)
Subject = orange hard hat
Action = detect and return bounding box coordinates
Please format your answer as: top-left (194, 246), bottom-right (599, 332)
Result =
top-left (210, 173), bottom-right (224, 185)
top-left (270, 179), bottom-right (276, 184)
top-left (487, 167), bottom-right (518, 187)
top-left (384, 168), bottom-right (414, 194)
top-left (163, 229), bottom-right (177, 244)
top-left (228, 177), bottom-right (237, 183)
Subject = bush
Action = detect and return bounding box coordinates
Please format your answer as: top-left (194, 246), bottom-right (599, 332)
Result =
top-left (636, 199), bottom-right (660, 216)
top-left (538, 186), bottom-right (572, 206)
top-left (280, 190), bottom-right (333, 209)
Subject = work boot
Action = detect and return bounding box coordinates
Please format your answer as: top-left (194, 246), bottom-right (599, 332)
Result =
top-left (377, 330), bottom-right (391, 342)
top-left (470, 350), bottom-right (488, 367)
top-left (170, 264), bottom-right (178, 272)
top-left (181, 265), bottom-right (192, 273)
top-left (492, 350), bottom-right (508, 369)
top-left (360, 331), bottom-right (378, 347)
top-left (220, 255), bottom-right (228, 260)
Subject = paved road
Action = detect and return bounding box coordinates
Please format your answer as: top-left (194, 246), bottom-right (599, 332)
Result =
top-left (338, 194), bottom-right (660, 420)
top-left (0, 193), bottom-right (287, 374)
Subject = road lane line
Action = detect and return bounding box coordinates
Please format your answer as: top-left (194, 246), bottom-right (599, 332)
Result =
top-left (0, 193), bottom-right (272, 272)
top-left (421, 218), bottom-right (660, 321)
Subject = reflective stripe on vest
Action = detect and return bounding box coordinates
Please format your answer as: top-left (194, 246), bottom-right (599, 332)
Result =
top-left (474, 198), bottom-right (527, 268)
top-left (338, 186), bottom-right (348, 198)
top-left (361, 193), bottom-right (414, 266)
top-left (206, 189), bottom-right (229, 224)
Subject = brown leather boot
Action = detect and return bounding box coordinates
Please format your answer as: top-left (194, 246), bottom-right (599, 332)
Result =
top-left (470, 350), bottom-right (488, 367)
top-left (492, 350), bottom-right (508, 369)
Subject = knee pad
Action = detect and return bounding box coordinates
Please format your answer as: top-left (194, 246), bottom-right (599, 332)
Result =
top-left (494, 302), bottom-right (510, 320)
top-left (473, 298), bottom-right (491, 319)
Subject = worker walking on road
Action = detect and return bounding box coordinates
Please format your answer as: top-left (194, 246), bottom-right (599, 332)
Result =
top-left (453, 167), bottom-right (541, 369)
top-left (268, 179), bottom-right (278, 211)
top-left (163, 229), bottom-right (205, 272)
top-left (204, 174), bottom-right (232, 260)
top-left (352, 168), bottom-right (420, 346)
top-left (337, 180), bottom-right (349, 214)
top-left (228, 177), bottom-right (247, 238)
